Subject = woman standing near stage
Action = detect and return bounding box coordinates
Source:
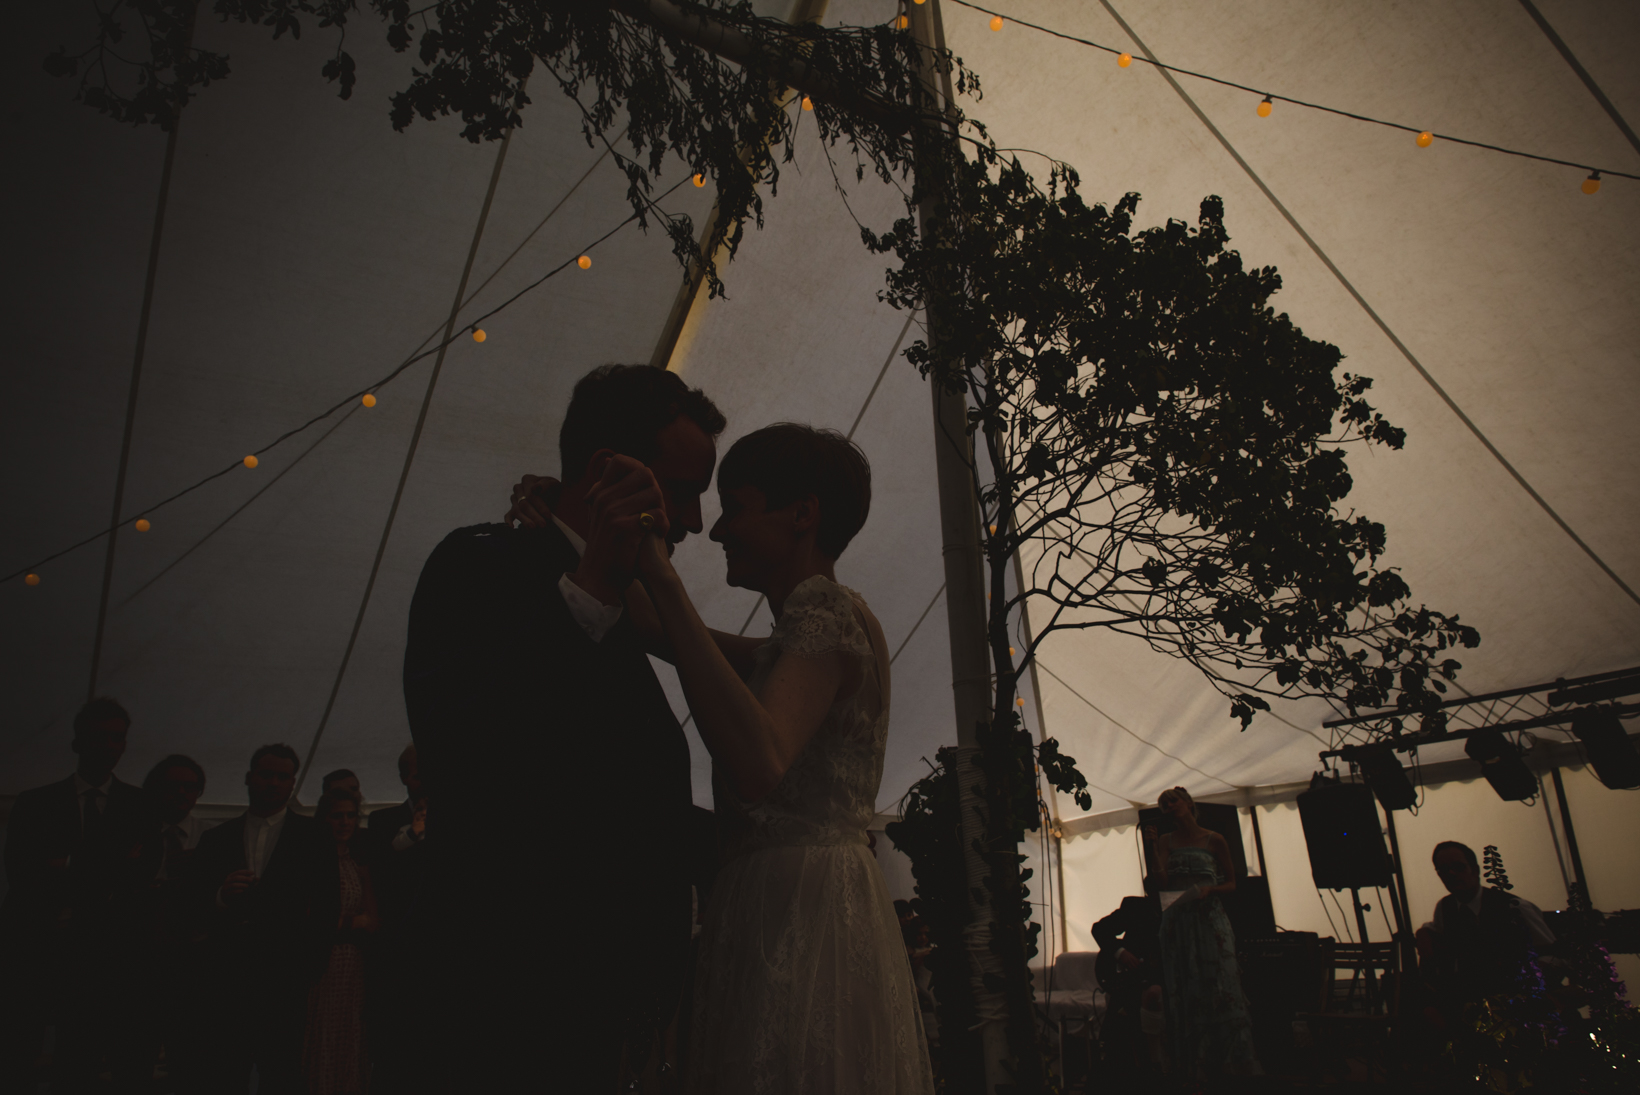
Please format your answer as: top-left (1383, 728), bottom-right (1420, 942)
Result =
top-left (1147, 786), bottom-right (1260, 1081)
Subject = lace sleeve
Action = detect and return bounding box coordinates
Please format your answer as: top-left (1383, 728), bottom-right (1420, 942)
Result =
top-left (771, 576), bottom-right (874, 661)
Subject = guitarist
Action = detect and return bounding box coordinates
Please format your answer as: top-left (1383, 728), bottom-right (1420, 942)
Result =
top-left (1092, 879), bottom-right (1164, 1076)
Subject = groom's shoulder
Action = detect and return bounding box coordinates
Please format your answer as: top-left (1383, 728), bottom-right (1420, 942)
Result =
top-left (419, 522), bottom-right (573, 580)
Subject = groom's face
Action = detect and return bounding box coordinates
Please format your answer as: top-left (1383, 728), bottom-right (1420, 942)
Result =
top-left (648, 415), bottom-right (718, 547)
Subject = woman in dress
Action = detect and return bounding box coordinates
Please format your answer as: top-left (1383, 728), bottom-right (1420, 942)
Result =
top-left (302, 789), bottom-right (378, 1095)
top-left (626, 422), bottom-right (934, 1095)
top-left (1147, 786), bottom-right (1259, 1081)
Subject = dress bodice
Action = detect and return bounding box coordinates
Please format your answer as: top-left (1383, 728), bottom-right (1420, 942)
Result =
top-left (1166, 844), bottom-right (1222, 888)
top-left (714, 575), bottom-right (886, 858)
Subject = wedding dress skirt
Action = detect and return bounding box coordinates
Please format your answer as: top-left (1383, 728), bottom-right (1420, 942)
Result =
top-left (686, 577), bottom-right (934, 1095)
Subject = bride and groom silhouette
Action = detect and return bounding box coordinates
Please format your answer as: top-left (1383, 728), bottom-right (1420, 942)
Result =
top-left (403, 364), bottom-right (934, 1093)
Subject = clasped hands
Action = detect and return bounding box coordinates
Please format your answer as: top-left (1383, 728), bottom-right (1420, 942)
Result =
top-left (574, 455), bottom-right (673, 606)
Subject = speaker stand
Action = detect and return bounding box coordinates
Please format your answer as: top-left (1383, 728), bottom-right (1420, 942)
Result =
top-left (1350, 888), bottom-right (1381, 1006)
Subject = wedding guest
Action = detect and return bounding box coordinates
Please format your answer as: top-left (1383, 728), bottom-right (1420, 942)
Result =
top-left (303, 789), bottom-right (379, 1095)
top-left (1091, 881), bottom-right (1164, 1075)
top-left (144, 753), bottom-right (209, 878)
top-left (364, 744), bottom-right (423, 859)
top-left (404, 364), bottom-right (724, 1090)
top-left (0, 697), bottom-right (146, 1092)
top-left (321, 767), bottom-right (363, 802)
top-left (1416, 840), bottom-right (1555, 1011)
top-left (189, 743), bottom-right (326, 1094)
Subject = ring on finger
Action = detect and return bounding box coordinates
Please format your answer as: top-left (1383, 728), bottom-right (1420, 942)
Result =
top-left (638, 512), bottom-right (655, 530)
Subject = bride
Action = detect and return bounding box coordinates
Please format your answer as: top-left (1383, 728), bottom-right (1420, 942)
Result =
top-left (614, 422), bottom-right (934, 1095)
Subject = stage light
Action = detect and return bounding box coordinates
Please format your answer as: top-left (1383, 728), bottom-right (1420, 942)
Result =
top-left (1257, 96), bottom-right (1273, 118)
top-left (802, 96), bottom-right (813, 111)
top-left (134, 519), bottom-right (151, 532)
top-left (1416, 131), bottom-right (1434, 148)
top-left (1582, 172), bottom-right (1601, 195)
top-left (990, 15), bottom-right (1004, 31)
top-left (578, 255), bottom-right (592, 269)
top-left (1347, 743), bottom-right (1417, 811)
top-left (25, 573), bottom-right (40, 586)
top-left (472, 329), bottom-right (487, 342)
top-left (243, 455), bottom-right (259, 469)
top-left (1466, 730), bottom-right (1537, 801)
top-left (1117, 53), bottom-right (1132, 68)
top-left (1570, 708), bottom-right (1640, 789)
top-left (362, 394), bottom-right (376, 407)
top-left (693, 174), bottom-right (706, 187)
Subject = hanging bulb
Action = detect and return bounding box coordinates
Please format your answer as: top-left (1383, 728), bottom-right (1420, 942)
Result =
top-left (472, 329), bottom-right (487, 343)
top-left (990, 15), bottom-right (1004, 31)
top-left (134, 518), bottom-right (151, 532)
top-left (1582, 171), bottom-right (1601, 195)
top-left (1009, 647), bottom-right (1016, 657)
top-left (25, 573), bottom-right (41, 586)
top-left (361, 393), bottom-right (377, 407)
top-left (801, 96), bottom-right (814, 111)
top-left (914, 0), bottom-right (925, 4)
top-left (1017, 697), bottom-right (1026, 707)
top-left (1257, 96), bottom-right (1273, 118)
top-left (1117, 52), bottom-right (1132, 68)
top-left (989, 523), bottom-right (997, 534)
top-left (243, 455), bottom-right (259, 469)
top-left (1416, 131), bottom-right (1434, 148)
top-left (692, 173), bottom-right (706, 188)
top-left (896, 14), bottom-right (908, 28)
top-left (577, 255), bottom-right (592, 269)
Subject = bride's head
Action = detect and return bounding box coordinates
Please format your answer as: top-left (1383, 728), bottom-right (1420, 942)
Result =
top-left (710, 424), bottom-right (871, 593)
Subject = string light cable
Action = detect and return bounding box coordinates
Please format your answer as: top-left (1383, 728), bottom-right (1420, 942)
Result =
top-left (4, 173), bottom-right (693, 587)
top-left (946, 0), bottom-right (1636, 188)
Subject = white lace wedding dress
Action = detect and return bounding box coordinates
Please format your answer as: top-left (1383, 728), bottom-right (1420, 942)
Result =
top-left (686, 576), bottom-right (935, 1095)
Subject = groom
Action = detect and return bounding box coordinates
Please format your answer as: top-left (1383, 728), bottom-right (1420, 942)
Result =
top-left (403, 364), bottom-right (725, 1091)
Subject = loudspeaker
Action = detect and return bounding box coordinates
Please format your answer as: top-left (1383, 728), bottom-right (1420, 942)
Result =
top-left (1466, 730), bottom-right (1537, 801)
top-left (1296, 781), bottom-right (1390, 890)
top-left (1570, 709), bottom-right (1640, 790)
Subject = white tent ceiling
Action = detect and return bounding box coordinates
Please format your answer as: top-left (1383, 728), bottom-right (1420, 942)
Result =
top-left (4, 0), bottom-right (1638, 821)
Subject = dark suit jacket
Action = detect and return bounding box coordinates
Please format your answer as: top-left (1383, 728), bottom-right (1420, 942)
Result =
top-left (189, 811), bottom-right (328, 983)
top-left (1093, 893), bottom-right (1164, 992)
top-left (402, 522), bottom-right (693, 1011)
top-left (1, 775), bottom-right (148, 935)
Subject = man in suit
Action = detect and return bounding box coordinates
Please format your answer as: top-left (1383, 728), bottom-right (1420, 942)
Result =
top-left (0, 696), bottom-right (148, 1092)
top-left (1091, 883), bottom-right (1165, 1077)
top-left (363, 743), bottom-right (423, 864)
top-left (404, 364), bottom-right (725, 1091)
top-left (188, 743), bottom-right (325, 1094)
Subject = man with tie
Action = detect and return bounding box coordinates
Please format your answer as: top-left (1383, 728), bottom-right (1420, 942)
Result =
top-left (0, 697), bottom-right (146, 1091)
top-left (189, 744), bottom-right (325, 1094)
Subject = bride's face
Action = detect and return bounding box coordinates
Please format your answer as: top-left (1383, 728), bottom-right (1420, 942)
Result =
top-left (711, 484), bottom-right (796, 591)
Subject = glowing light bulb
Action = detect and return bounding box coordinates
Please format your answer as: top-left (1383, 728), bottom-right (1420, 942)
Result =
top-left (1582, 171), bottom-right (1601, 195)
top-left (1017, 697), bottom-right (1026, 707)
top-left (801, 96), bottom-right (813, 111)
top-left (989, 523), bottom-right (997, 534)
top-left (134, 518), bottom-right (151, 532)
top-left (1257, 96), bottom-right (1273, 118)
top-left (577, 255), bottom-right (592, 269)
top-left (1416, 131), bottom-right (1434, 148)
top-left (692, 173), bottom-right (706, 188)
top-left (25, 573), bottom-right (41, 586)
top-left (990, 15), bottom-right (1004, 31)
top-left (1009, 647), bottom-right (1015, 657)
top-left (243, 455), bottom-right (259, 469)
top-left (472, 329), bottom-right (487, 343)
top-left (896, 14), bottom-right (908, 28)
top-left (914, 0), bottom-right (925, 4)
top-left (1117, 52), bottom-right (1132, 68)
top-left (362, 393), bottom-right (377, 407)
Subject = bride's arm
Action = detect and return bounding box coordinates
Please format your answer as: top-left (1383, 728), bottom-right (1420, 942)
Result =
top-left (636, 535), bottom-right (844, 800)
top-left (623, 580), bottom-right (764, 677)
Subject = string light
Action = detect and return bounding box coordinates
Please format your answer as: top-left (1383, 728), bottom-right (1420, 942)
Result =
top-left (801, 96), bottom-right (814, 111)
top-left (990, 15), bottom-right (1004, 31)
top-left (1583, 171), bottom-right (1601, 194)
top-left (472, 328), bottom-right (487, 342)
top-left (1416, 131), bottom-right (1434, 148)
top-left (692, 173), bottom-right (706, 187)
top-left (577, 255), bottom-right (592, 269)
top-left (25, 573), bottom-right (40, 586)
top-left (1257, 95), bottom-right (1273, 118)
top-left (243, 455), bottom-right (259, 469)
top-left (1117, 52), bottom-right (1132, 68)
top-left (134, 519), bottom-right (151, 532)
top-left (1017, 696), bottom-right (1026, 706)
top-left (896, 14), bottom-right (909, 28)
top-left (1009, 646), bottom-right (1016, 657)
top-left (361, 393), bottom-right (376, 407)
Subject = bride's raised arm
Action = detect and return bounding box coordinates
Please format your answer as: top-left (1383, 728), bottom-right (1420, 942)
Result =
top-left (622, 580), bottom-right (764, 678)
top-left (634, 533), bottom-right (847, 802)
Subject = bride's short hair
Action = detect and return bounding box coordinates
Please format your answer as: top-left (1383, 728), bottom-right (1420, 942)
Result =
top-left (719, 424), bottom-right (871, 559)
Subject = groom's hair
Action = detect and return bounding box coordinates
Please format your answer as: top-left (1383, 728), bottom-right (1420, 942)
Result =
top-left (560, 365), bottom-right (726, 481)
top-left (718, 423), bottom-right (871, 559)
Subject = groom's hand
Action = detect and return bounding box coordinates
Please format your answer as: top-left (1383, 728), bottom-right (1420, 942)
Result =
top-left (574, 455), bottom-right (670, 605)
top-left (506, 474), bottom-right (559, 528)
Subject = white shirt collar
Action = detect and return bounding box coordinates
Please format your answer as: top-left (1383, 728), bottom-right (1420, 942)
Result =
top-left (72, 772), bottom-right (114, 796)
top-left (248, 807), bottom-right (288, 828)
top-left (551, 514), bottom-right (586, 556)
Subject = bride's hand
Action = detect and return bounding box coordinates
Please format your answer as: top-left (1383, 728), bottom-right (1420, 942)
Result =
top-left (634, 529), bottom-right (674, 586)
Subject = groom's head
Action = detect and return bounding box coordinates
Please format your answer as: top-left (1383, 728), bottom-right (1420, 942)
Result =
top-left (560, 365), bottom-right (726, 545)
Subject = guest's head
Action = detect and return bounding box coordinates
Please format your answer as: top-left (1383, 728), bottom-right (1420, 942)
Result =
top-left (316, 789), bottom-right (361, 848)
top-left (143, 754), bottom-right (205, 825)
top-left (1432, 840), bottom-right (1480, 900)
top-left (1158, 785), bottom-right (1197, 821)
top-left (322, 768), bottom-right (361, 801)
top-left (72, 697), bottom-right (131, 781)
top-left (894, 899), bottom-right (913, 925)
top-left (245, 744), bottom-right (300, 817)
top-left (711, 423), bottom-right (871, 590)
top-left (560, 365), bottom-right (726, 546)
top-left (397, 743), bottom-right (422, 799)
